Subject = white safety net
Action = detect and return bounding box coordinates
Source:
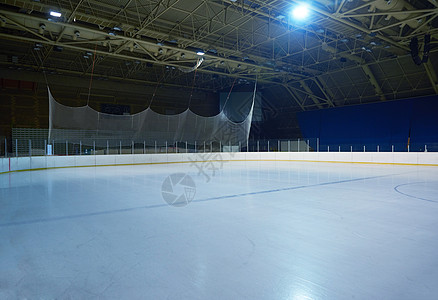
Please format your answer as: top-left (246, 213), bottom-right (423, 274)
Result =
top-left (48, 84), bottom-right (255, 147)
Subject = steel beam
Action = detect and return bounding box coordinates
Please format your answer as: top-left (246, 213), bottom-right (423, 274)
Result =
top-left (283, 85), bottom-right (305, 111)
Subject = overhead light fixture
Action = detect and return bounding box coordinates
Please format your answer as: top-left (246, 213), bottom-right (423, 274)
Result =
top-left (38, 23), bottom-right (46, 34)
top-left (49, 11), bottom-right (62, 18)
top-left (196, 50), bottom-right (205, 56)
top-left (291, 3), bottom-right (309, 20)
top-left (73, 30), bottom-right (80, 40)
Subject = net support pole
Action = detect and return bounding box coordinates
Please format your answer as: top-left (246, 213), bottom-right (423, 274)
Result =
top-left (80, 141), bottom-right (82, 156)
top-left (288, 140), bottom-right (291, 152)
top-left (239, 141), bottom-right (241, 152)
top-left (351, 145), bottom-right (353, 152)
top-left (328, 145), bottom-right (330, 152)
top-left (298, 139), bottom-right (300, 152)
top-left (278, 140), bottom-right (280, 152)
top-left (211, 141), bottom-right (213, 153)
top-left (204, 141), bottom-right (206, 153)
top-left (377, 145), bottom-right (379, 152)
top-left (219, 141), bottom-right (221, 152)
top-left (93, 141), bottom-right (96, 155)
top-left (175, 141), bottom-right (178, 153)
top-left (339, 146), bottom-right (341, 152)
top-left (194, 141), bottom-right (196, 153)
top-left (229, 141), bottom-right (231, 152)
top-left (29, 139), bottom-right (31, 157)
top-left (52, 140), bottom-right (55, 155)
top-left (425, 144), bottom-right (427, 152)
top-left (392, 145), bottom-right (394, 152)
top-left (144, 141), bottom-right (146, 154)
top-left (155, 141), bottom-right (157, 154)
top-left (317, 138), bottom-right (319, 152)
top-left (268, 141), bottom-right (270, 152)
top-left (15, 139), bottom-right (18, 157)
top-left (257, 140), bottom-right (259, 152)
top-left (4, 138), bottom-right (6, 158)
top-left (408, 145), bottom-right (410, 152)
top-left (107, 140), bottom-right (109, 155)
top-left (132, 141), bottom-right (134, 154)
top-left (247, 140), bottom-right (249, 152)
top-left (66, 140), bottom-right (68, 156)
top-left (120, 141), bottom-right (122, 155)
top-left (44, 140), bottom-right (46, 157)
top-left (166, 141), bottom-right (168, 154)
top-left (363, 145), bottom-right (366, 152)
top-left (307, 140), bottom-right (309, 152)
top-left (186, 141), bottom-right (188, 153)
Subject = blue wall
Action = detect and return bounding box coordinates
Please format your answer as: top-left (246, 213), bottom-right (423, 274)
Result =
top-left (297, 95), bottom-right (438, 151)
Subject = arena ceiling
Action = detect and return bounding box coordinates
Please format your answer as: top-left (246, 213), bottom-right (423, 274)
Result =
top-left (0, 0), bottom-right (437, 111)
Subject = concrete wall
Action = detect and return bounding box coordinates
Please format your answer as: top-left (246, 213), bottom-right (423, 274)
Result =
top-left (1, 152), bottom-right (437, 174)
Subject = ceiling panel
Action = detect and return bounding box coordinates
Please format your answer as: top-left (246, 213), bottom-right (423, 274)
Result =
top-left (0, 0), bottom-right (436, 111)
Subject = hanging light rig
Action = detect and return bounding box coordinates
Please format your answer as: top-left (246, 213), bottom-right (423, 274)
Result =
top-left (410, 34), bottom-right (431, 66)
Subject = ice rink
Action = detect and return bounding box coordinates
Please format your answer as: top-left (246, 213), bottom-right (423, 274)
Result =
top-left (1, 160), bottom-right (438, 299)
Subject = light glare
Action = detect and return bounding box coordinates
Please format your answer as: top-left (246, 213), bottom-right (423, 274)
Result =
top-left (50, 11), bottom-right (62, 17)
top-left (292, 4), bottom-right (309, 20)
top-left (196, 51), bottom-right (205, 56)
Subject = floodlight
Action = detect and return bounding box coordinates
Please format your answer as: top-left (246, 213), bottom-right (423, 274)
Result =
top-left (38, 23), bottom-right (46, 34)
top-left (291, 4), bottom-right (309, 20)
top-left (196, 50), bottom-right (205, 56)
top-left (49, 11), bottom-right (62, 18)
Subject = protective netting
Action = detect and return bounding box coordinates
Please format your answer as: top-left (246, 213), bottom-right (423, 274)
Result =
top-left (48, 83), bottom-right (255, 147)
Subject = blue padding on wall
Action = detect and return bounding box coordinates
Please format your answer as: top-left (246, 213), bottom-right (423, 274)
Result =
top-left (297, 95), bottom-right (438, 152)
top-left (410, 96), bottom-right (438, 151)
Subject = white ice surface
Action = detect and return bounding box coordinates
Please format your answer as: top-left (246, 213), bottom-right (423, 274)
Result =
top-left (1, 161), bottom-right (438, 299)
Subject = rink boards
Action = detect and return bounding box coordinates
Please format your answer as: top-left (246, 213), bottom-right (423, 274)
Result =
top-left (1, 152), bottom-right (438, 174)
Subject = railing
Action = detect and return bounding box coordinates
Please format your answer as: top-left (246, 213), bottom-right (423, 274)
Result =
top-left (1, 138), bottom-right (436, 158)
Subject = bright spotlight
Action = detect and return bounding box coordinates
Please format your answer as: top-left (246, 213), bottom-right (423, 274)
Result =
top-left (196, 51), bottom-right (205, 56)
top-left (49, 11), bottom-right (62, 18)
top-left (292, 4), bottom-right (309, 20)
